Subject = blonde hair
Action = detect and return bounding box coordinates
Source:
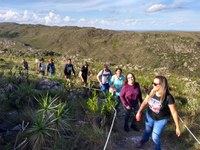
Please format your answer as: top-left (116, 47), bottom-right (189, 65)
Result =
top-left (155, 75), bottom-right (170, 103)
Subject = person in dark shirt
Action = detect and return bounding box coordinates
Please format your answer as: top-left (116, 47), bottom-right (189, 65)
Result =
top-left (120, 73), bottom-right (143, 132)
top-left (47, 58), bottom-right (55, 76)
top-left (136, 75), bottom-right (181, 150)
top-left (22, 59), bottom-right (29, 70)
top-left (21, 59), bottom-right (29, 74)
top-left (64, 58), bottom-right (76, 79)
top-left (79, 62), bottom-right (89, 84)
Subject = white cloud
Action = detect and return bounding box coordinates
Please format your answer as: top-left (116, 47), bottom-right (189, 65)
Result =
top-left (44, 11), bottom-right (61, 25)
top-left (146, 4), bottom-right (167, 12)
top-left (125, 19), bottom-right (138, 24)
top-left (32, 13), bottom-right (43, 23)
top-left (72, 18), bottom-right (116, 29)
top-left (0, 10), bottom-right (34, 23)
top-left (78, 18), bottom-right (86, 23)
top-left (146, 3), bottom-right (181, 13)
top-left (0, 10), bottom-right (20, 21)
top-left (94, 19), bottom-right (112, 26)
top-left (63, 16), bottom-right (70, 22)
top-left (21, 10), bottom-right (30, 22)
top-left (0, 10), bottom-right (64, 26)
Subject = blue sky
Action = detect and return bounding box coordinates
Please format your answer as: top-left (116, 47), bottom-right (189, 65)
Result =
top-left (0, 0), bottom-right (199, 31)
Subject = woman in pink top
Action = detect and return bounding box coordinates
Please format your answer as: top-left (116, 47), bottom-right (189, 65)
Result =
top-left (120, 73), bottom-right (143, 132)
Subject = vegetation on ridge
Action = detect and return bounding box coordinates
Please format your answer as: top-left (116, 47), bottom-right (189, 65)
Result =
top-left (0, 23), bottom-right (200, 77)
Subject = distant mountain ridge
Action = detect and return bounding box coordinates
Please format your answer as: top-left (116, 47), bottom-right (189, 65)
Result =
top-left (0, 23), bottom-right (200, 77)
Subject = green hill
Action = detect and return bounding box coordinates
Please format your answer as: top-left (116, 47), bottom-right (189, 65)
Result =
top-left (0, 23), bottom-right (200, 77)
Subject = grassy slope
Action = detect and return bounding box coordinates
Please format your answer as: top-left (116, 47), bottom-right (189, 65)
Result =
top-left (0, 23), bottom-right (200, 77)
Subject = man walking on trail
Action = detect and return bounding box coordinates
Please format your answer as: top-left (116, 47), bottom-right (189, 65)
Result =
top-left (64, 58), bottom-right (76, 80)
top-left (22, 59), bottom-right (29, 70)
top-left (21, 59), bottom-right (29, 74)
top-left (97, 64), bottom-right (112, 95)
top-left (79, 62), bottom-right (89, 84)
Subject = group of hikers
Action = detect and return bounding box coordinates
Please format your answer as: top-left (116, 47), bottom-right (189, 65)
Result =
top-left (21, 58), bottom-right (181, 150)
top-left (21, 58), bottom-right (88, 84)
top-left (96, 64), bottom-right (181, 150)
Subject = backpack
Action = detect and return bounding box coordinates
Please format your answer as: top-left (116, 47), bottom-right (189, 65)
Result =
top-left (100, 69), bottom-right (112, 77)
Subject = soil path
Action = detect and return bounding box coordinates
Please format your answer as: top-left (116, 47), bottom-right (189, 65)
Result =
top-left (111, 108), bottom-right (170, 150)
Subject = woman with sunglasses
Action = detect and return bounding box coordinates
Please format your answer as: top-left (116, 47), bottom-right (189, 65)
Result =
top-left (136, 75), bottom-right (181, 150)
top-left (120, 73), bottom-right (143, 132)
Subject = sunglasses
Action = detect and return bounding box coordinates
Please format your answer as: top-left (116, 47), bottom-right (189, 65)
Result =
top-left (152, 82), bottom-right (159, 86)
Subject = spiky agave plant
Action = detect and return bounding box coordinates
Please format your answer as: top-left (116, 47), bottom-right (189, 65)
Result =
top-left (27, 92), bottom-right (72, 149)
top-left (34, 92), bottom-right (71, 133)
top-left (34, 92), bottom-right (60, 118)
top-left (26, 113), bottom-right (57, 150)
top-left (51, 103), bottom-right (71, 136)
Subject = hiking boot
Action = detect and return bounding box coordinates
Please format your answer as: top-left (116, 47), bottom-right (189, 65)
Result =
top-left (130, 124), bottom-right (140, 131)
top-left (135, 140), bottom-right (145, 148)
top-left (124, 126), bottom-right (130, 132)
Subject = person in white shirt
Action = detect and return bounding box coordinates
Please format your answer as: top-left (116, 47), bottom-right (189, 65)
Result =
top-left (97, 64), bottom-right (112, 95)
top-left (39, 58), bottom-right (46, 76)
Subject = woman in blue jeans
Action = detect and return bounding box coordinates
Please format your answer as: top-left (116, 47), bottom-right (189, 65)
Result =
top-left (97, 64), bottom-right (112, 95)
top-left (136, 75), bottom-right (181, 150)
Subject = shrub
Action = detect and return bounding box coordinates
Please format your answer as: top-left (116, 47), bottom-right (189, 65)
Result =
top-left (87, 90), bottom-right (99, 113)
top-left (101, 92), bottom-right (116, 116)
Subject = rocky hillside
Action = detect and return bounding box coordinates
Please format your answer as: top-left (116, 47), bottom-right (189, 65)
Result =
top-left (0, 23), bottom-right (200, 77)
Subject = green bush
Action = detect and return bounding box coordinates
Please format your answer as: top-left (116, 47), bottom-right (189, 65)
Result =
top-left (101, 92), bottom-right (116, 116)
top-left (87, 90), bottom-right (99, 113)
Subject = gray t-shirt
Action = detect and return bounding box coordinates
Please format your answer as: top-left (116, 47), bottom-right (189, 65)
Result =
top-left (97, 70), bottom-right (112, 84)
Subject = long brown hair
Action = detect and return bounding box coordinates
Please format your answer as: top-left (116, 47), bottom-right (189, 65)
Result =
top-left (155, 75), bottom-right (170, 103)
top-left (124, 72), bottom-right (136, 85)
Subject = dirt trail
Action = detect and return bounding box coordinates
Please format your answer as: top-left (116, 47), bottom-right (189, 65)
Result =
top-left (111, 109), bottom-right (170, 150)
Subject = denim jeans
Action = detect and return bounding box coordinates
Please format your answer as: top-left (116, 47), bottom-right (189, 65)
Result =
top-left (100, 83), bottom-right (110, 95)
top-left (141, 111), bottom-right (169, 150)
